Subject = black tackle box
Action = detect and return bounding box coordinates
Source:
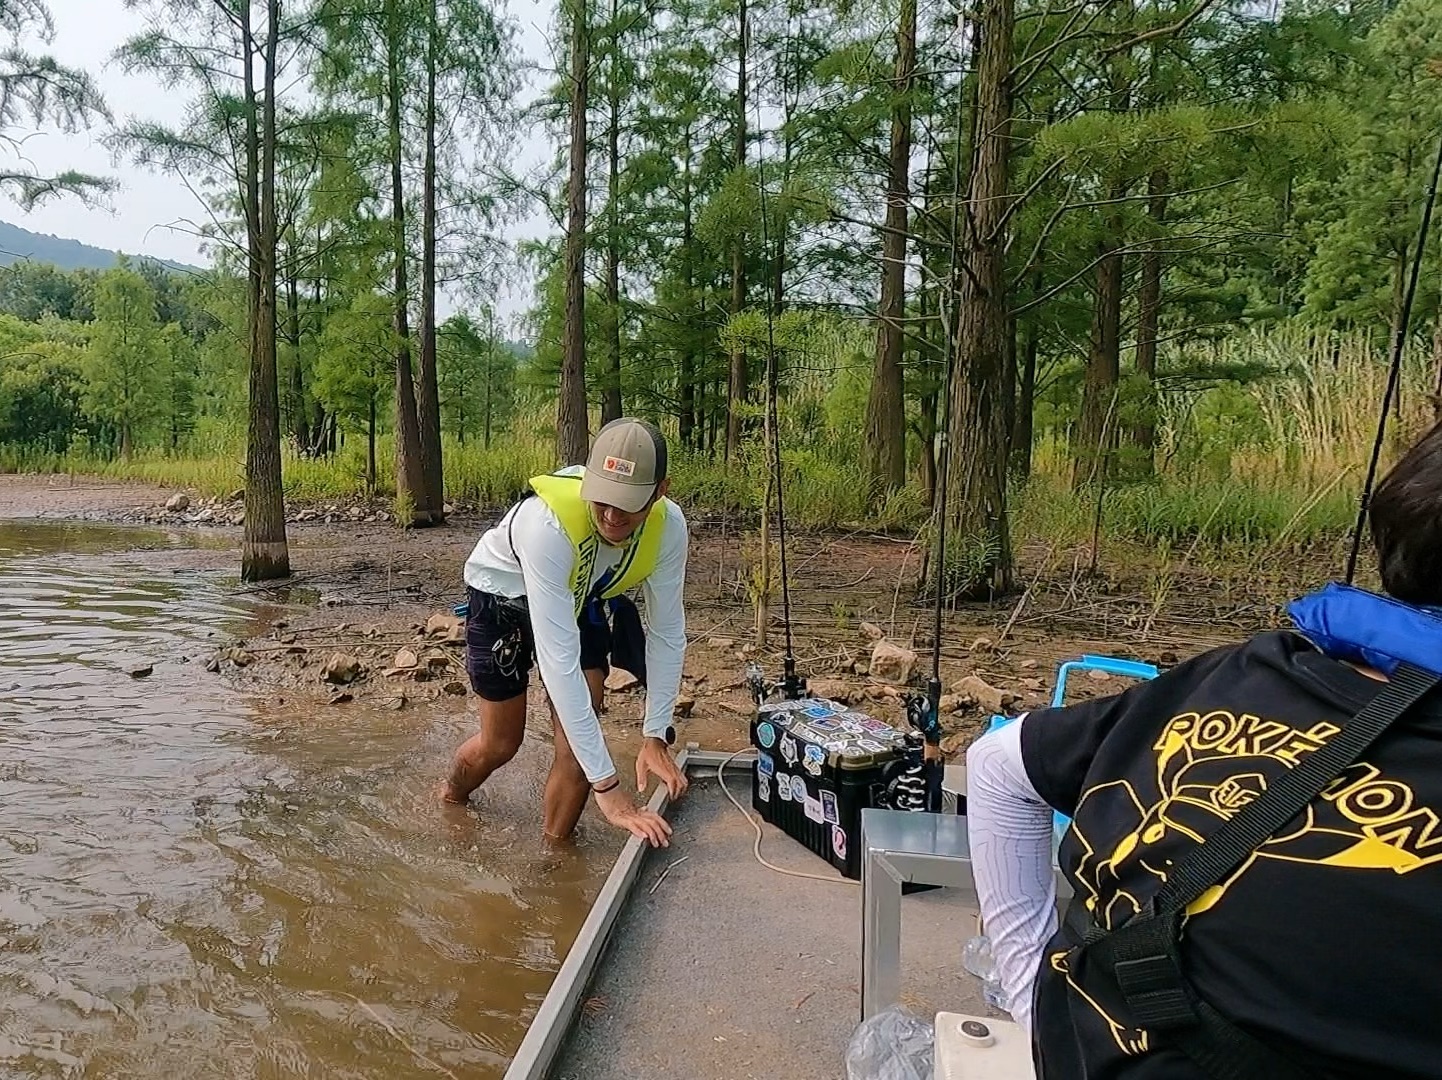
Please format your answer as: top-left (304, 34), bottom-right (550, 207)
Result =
top-left (748, 697), bottom-right (916, 881)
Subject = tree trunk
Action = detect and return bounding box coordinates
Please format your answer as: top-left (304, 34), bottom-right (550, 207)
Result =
top-left (1130, 168), bottom-right (1168, 473)
top-left (308, 253), bottom-right (327, 456)
top-left (367, 390), bottom-right (377, 492)
top-left (1013, 314), bottom-right (1037, 479)
top-left (602, 0), bottom-right (623, 425)
top-left (558, 0), bottom-right (591, 466)
top-left (917, 130), bottom-right (942, 507)
top-left (242, 0), bottom-right (290, 582)
top-left (483, 356), bottom-right (493, 448)
top-left (919, 389), bottom-right (937, 507)
top-left (679, 135), bottom-right (696, 450)
top-left (941, 0), bottom-right (1013, 599)
top-left (484, 302), bottom-right (496, 446)
top-left (862, 0), bottom-right (916, 498)
top-left (310, 403), bottom-right (329, 457)
top-left (1073, 206), bottom-right (1124, 489)
top-left (286, 262), bottom-right (306, 451)
top-left (1002, 309), bottom-right (1017, 460)
top-left (417, 0), bottom-right (445, 522)
top-left (709, 375), bottom-right (721, 453)
top-left (1074, 20), bottom-right (1131, 490)
top-left (724, 0), bottom-right (748, 463)
top-left (387, 0), bottom-right (432, 525)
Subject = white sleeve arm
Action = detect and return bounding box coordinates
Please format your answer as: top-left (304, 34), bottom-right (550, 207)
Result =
top-left (512, 504), bottom-right (616, 784)
top-left (640, 508), bottom-right (688, 740)
top-left (966, 715), bottom-right (1057, 1035)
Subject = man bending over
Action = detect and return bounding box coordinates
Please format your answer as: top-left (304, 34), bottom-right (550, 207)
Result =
top-left (444, 418), bottom-right (690, 847)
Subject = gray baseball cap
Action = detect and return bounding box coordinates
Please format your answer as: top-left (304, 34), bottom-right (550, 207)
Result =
top-left (581, 417), bottom-right (668, 512)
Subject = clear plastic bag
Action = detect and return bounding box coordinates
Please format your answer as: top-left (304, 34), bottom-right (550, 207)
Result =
top-left (962, 934), bottom-right (1006, 1009)
top-left (844, 1004), bottom-right (935, 1080)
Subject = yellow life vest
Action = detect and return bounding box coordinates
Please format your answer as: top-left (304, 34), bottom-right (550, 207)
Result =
top-left (529, 469), bottom-right (667, 617)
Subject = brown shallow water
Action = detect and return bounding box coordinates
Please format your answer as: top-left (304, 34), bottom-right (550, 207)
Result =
top-left (0, 520), bottom-right (617, 1079)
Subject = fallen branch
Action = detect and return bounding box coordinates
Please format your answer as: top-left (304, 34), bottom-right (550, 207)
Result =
top-left (649, 855), bottom-right (690, 895)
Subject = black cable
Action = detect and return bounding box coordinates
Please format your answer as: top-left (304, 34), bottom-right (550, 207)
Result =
top-left (1344, 130), bottom-right (1442, 585)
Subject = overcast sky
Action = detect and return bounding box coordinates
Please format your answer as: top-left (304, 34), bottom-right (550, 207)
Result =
top-left (8, 0), bottom-right (557, 330)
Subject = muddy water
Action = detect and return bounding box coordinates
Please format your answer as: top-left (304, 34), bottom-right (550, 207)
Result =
top-left (0, 521), bottom-right (615, 1078)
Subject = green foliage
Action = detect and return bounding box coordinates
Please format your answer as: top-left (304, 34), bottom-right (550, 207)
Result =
top-left (315, 293), bottom-right (394, 433)
top-left (438, 310), bottom-right (519, 446)
top-left (1302, 0), bottom-right (1442, 328)
top-left (7, 0), bottom-right (1442, 581)
top-left (83, 263), bottom-right (167, 457)
top-left (0, 1), bottom-right (113, 208)
top-left (0, 328), bottom-right (85, 453)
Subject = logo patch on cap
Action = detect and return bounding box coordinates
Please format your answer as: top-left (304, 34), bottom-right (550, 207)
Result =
top-left (603, 455), bottom-right (636, 477)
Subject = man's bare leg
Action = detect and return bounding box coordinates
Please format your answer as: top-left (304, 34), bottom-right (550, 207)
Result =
top-left (542, 669), bottom-right (605, 841)
top-left (443, 693), bottom-right (527, 804)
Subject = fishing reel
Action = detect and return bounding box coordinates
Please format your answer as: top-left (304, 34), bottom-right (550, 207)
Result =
top-left (904, 677), bottom-right (945, 748)
top-left (877, 729), bottom-right (933, 812)
top-left (745, 659), bottom-right (807, 706)
top-left (876, 678), bottom-right (945, 814)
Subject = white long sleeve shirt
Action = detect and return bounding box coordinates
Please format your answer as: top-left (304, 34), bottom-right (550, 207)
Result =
top-left (965, 715), bottom-right (1058, 1035)
top-left (461, 470), bottom-right (689, 784)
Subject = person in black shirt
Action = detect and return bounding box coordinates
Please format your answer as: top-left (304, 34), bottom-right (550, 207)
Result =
top-left (967, 419), bottom-right (1442, 1079)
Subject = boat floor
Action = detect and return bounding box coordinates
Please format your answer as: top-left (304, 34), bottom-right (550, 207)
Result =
top-left (552, 774), bottom-right (991, 1080)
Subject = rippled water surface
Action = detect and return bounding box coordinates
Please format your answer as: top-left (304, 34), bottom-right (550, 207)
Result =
top-left (0, 520), bottom-right (612, 1078)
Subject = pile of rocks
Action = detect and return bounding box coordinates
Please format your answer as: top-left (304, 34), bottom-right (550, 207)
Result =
top-left (118, 490), bottom-right (248, 527)
top-left (290, 503), bottom-right (395, 525)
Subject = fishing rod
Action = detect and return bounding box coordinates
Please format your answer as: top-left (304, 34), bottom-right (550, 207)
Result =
top-left (746, 0), bottom-right (804, 703)
top-left (902, 4), bottom-right (971, 761)
top-left (1344, 128), bottom-right (1442, 585)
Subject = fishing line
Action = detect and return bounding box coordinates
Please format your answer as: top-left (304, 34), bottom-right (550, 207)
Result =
top-left (1344, 130), bottom-right (1442, 585)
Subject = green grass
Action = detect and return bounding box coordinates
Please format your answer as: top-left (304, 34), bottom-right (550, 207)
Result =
top-left (1012, 470), bottom-right (1359, 552)
top-left (2, 324), bottom-right (1428, 558)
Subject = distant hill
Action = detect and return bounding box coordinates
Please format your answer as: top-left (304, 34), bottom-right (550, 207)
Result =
top-left (0, 220), bottom-right (202, 274)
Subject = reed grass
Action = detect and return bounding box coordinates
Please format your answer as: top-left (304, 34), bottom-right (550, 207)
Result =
top-left (5, 324), bottom-right (1433, 555)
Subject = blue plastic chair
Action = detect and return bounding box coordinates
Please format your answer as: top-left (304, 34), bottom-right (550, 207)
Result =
top-left (987, 654), bottom-right (1160, 840)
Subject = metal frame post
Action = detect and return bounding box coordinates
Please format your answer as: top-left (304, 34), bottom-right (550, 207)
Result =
top-left (859, 809), bottom-right (977, 1022)
top-left (860, 841), bottom-right (907, 1020)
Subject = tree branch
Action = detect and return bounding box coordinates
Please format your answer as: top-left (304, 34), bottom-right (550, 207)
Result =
top-left (987, 156), bottom-right (1064, 245)
top-left (1104, 0), bottom-right (1221, 60)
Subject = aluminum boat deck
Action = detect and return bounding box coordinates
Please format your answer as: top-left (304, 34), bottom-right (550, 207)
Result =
top-left (504, 750), bottom-right (991, 1080)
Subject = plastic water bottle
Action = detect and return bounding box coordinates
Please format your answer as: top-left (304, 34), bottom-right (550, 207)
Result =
top-left (961, 935), bottom-right (1006, 1010)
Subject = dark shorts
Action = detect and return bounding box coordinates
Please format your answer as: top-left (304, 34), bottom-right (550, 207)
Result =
top-left (463, 585), bottom-right (612, 701)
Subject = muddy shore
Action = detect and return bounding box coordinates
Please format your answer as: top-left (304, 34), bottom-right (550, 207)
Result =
top-left (1, 471), bottom-right (1327, 759)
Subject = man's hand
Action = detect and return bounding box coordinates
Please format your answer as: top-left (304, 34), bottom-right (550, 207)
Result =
top-left (593, 784), bottom-right (672, 847)
top-left (636, 737), bottom-right (689, 800)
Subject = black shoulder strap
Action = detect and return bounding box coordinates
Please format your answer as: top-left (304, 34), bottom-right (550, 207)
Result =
top-left (1079, 662), bottom-right (1439, 1080)
top-left (506, 489), bottom-right (537, 569)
